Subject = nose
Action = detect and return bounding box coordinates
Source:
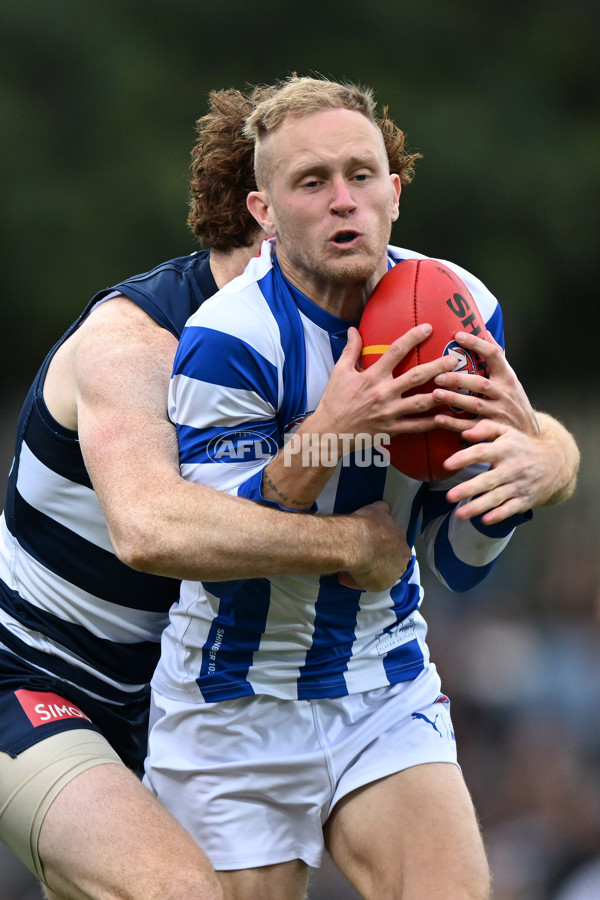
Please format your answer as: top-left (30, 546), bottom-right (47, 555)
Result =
top-left (330, 177), bottom-right (356, 215)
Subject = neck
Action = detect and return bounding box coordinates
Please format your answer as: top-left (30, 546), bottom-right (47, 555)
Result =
top-left (306, 282), bottom-right (372, 321)
top-left (209, 236), bottom-right (264, 289)
top-left (277, 257), bottom-right (388, 321)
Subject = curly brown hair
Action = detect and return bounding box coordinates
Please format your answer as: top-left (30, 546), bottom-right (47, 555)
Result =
top-left (188, 79), bottom-right (420, 250)
top-left (377, 105), bottom-right (421, 187)
top-left (188, 86), bottom-right (272, 251)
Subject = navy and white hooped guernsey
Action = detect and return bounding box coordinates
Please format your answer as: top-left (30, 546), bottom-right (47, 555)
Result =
top-left (154, 239), bottom-right (530, 705)
top-left (0, 250), bottom-right (217, 766)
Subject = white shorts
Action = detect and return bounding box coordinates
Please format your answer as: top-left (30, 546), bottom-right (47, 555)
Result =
top-left (144, 666), bottom-right (458, 871)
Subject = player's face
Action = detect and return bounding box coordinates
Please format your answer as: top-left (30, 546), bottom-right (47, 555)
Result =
top-left (256, 109), bottom-right (401, 298)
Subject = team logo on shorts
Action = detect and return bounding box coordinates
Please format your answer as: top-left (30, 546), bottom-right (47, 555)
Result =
top-left (15, 690), bottom-right (92, 727)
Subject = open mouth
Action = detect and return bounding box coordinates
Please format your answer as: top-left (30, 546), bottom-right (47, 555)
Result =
top-left (332, 231), bottom-right (359, 245)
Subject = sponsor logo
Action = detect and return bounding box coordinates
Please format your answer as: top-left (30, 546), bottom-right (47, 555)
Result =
top-left (411, 711), bottom-right (443, 737)
top-left (376, 617), bottom-right (417, 655)
top-left (445, 292), bottom-right (483, 337)
top-left (15, 690), bottom-right (92, 727)
top-left (284, 414), bottom-right (310, 434)
top-left (206, 431), bottom-right (279, 467)
top-left (412, 702), bottom-right (455, 743)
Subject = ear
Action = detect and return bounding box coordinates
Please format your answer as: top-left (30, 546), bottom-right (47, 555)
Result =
top-left (390, 174), bottom-right (401, 223)
top-left (247, 191), bottom-right (275, 236)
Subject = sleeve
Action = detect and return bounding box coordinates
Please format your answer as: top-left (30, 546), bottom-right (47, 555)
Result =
top-left (419, 481), bottom-right (532, 591)
top-left (168, 297), bottom-right (293, 510)
top-left (417, 264), bottom-right (530, 591)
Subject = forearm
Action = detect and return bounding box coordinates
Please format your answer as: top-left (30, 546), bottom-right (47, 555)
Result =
top-left (535, 411), bottom-right (580, 506)
top-left (110, 475), bottom-right (371, 581)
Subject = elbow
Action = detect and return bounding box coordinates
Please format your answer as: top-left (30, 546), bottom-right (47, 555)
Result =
top-left (545, 447), bottom-right (580, 506)
top-left (117, 544), bottom-right (164, 576)
top-left (109, 516), bottom-right (171, 575)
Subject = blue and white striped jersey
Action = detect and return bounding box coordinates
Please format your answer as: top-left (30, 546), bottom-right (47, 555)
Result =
top-left (154, 239), bottom-right (529, 704)
top-left (0, 250), bottom-right (217, 766)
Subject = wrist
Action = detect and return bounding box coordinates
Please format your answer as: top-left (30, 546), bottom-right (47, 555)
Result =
top-left (324, 513), bottom-right (369, 572)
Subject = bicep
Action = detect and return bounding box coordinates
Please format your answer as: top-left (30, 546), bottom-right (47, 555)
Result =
top-left (74, 298), bottom-right (181, 517)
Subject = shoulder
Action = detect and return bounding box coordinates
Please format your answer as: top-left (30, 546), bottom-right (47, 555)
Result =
top-left (102, 250), bottom-right (217, 339)
top-left (114, 250), bottom-right (212, 292)
top-left (184, 240), bottom-right (280, 338)
top-left (174, 241), bottom-right (287, 378)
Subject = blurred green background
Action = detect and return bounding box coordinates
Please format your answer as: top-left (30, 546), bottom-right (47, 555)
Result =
top-left (2, 0), bottom-right (599, 395)
top-left (0, 1), bottom-right (598, 899)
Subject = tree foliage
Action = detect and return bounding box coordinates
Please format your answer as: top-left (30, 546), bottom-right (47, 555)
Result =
top-left (1, 0), bottom-right (598, 392)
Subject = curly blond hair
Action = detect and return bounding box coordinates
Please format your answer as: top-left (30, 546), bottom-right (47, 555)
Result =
top-left (188, 79), bottom-right (420, 249)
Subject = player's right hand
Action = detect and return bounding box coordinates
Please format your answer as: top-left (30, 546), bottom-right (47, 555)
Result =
top-left (338, 501), bottom-right (411, 592)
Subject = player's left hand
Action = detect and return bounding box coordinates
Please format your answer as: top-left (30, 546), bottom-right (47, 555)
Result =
top-left (436, 421), bottom-right (549, 524)
top-left (430, 330), bottom-right (540, 438)
top-left (428, 330), bottom-right (578, 524)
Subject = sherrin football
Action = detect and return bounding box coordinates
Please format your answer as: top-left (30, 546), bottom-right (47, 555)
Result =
top-left (359, 258), bottom-right (490, 481)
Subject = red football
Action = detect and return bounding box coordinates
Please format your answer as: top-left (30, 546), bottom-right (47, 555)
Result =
top-left (359, 258), bottom-right (490, 481)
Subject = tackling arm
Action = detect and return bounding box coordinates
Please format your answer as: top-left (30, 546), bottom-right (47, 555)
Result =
top-left (72, 297), bottom-right (406, 589)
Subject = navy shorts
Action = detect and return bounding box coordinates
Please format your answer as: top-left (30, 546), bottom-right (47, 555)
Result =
top-left (0, 652), bottom-right (150, 773)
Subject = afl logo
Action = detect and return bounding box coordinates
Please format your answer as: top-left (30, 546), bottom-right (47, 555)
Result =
top-left (207, 430), bottom-right (279, 467)
top-left (442, 341), bottom-right (480, 412)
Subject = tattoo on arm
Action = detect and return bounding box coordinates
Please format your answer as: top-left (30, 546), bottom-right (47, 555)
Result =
top-left (263, 474), bottom-right (314, 510)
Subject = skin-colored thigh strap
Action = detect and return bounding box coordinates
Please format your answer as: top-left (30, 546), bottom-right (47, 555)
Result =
top-left (0, 729), bottom-right (124, 885)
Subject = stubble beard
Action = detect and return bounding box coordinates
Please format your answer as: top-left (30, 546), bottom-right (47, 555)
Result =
top-left (276, 213), bottom-right (392, 294)
top-left (289, 242), bottom-right (384, 290)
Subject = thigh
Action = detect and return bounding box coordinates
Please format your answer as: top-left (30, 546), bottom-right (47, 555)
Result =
top-left (0, 728), bottom-right (220, 900)
top-left (40, 765), bottom-right (222, 900)
top-left (40, 752), bottom-right (221, 900)
top-left (0, 728), bottom-right (120, 884)
top-left (217, 860), bottom-right (309, 900)
top-left (325, 762), bottom-right (490, 900)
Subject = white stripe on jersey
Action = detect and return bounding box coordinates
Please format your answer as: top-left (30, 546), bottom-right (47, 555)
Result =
top-left (17, 441), bottom-right (115, 552)
top-left (298, 310), bottom-right (339, 413)
top-left (188, 280), bottom-right (284, 369)
top-left (171, 374), bottom-right (276, 430)
top-left (446, 509), bottom-right (515, 566)
top-left (179, 462), bottom-right (253, 495)
top-left (311, 464), bottom-right (342, 515)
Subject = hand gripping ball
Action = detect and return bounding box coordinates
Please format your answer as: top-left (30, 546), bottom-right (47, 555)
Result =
top-left (359, 258), bottom-right (490, 481)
